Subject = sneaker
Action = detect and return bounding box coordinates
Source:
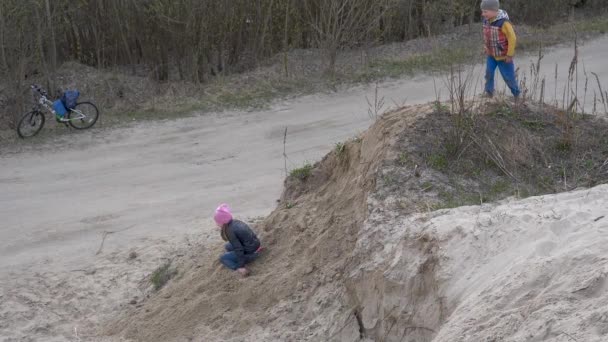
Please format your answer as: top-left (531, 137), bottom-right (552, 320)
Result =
top-left (482, 92), bottom-right (494, 99)
top-left (236, 267), bottom-right (250, 277)
top-left (513, 95), bottom-right (525, 108)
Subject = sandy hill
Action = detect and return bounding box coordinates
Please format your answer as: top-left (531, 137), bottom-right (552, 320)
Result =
top-left (104, 101), bottom-right (608, 342)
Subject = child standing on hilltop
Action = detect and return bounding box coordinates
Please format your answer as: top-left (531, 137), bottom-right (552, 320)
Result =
top-left (481, 0), bottom-right (521, 98)
top-left (214, 204), bottom-right (262, 277)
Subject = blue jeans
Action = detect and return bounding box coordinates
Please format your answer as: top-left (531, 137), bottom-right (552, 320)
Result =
top-left (219, 243), bottom-right (259, 270)
top-left (485, 56), bottom-right (521, 97)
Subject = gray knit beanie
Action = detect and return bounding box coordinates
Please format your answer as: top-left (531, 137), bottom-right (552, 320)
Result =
top-left (481, 0), bottom-right (500, 11)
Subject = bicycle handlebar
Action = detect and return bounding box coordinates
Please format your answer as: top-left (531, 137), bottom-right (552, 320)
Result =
top-left (31, 84), bottom-right (48, 97)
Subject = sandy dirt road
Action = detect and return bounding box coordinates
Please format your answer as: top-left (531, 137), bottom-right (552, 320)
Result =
top-left (0, 36), bottom-right (607, 341)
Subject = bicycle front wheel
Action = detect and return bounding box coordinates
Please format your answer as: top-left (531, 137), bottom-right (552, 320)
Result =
top-left (17, 111), bottom-right (45, 138)
top-left (67, 102), bottom-right (99, 129)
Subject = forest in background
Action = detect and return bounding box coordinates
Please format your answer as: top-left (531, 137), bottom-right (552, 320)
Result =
top-left (0, 0), bottom-right (606, 127)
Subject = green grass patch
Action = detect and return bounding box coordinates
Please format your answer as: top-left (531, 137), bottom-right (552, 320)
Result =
top-left (428, 152), bottom-right (449, 171)
top-left (489, 104), bottom-right (517, 118)
top-left (290, 163), bottom-right (314, 181)
top-left (433, 101), bottom-right (450, 113)
top-left (150, 261), bottom-right (177, 291)
top-left (521, 119), bottom-right (546, 131)
top-left (556, 141), bottom-right (573, 152)
top-left (436, 178), bottom-right (513, 209)
top-left (353, 48), bottom-right (474, 82)
top-left (335, 142), bottom-right (346, 156)
top-left (487, 179), bottom-right (511, 200)
top-left (397, 152), bottom-right (410, 167)
top-left (213, 84), bottom-right (276, 109)
top-left (437, 190), bottom-right (481, 209)
top-left (518, 16), bottom-right (608, 52)
top-left (382, 174), bottom-right (395, 185)
top-left (574, 17), bottom-right (608, 34)
top-left (556, 16), bottom-right (608, 36)
top-left (421, 181), bottom-right (434, 191)
top-left (104, 76), bottom-right (315, 127)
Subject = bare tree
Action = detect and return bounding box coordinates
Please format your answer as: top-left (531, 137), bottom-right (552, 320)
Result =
top-left (303, 0), bottom-right (393, 74)
top-left (44, 0), bottom-right (57, 72)
top-left (0, 4), bottom-right (8, 74)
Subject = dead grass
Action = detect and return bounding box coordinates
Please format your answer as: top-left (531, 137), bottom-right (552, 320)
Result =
top-left (406, 99), bottom-right (608, 209)
top-left (380, 28), bottom-right (608, 211)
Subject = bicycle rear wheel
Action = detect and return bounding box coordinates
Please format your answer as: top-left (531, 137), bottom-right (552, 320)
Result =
top-left (17, 111), bottom-right (45, 138)
top-left (67, 102), bottom-right (99, 129)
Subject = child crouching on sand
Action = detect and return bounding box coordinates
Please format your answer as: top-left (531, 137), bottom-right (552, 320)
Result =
top-left (214, 204), bottom-right (262, 277)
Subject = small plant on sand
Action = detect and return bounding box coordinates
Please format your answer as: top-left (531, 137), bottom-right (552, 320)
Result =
top-left (335, 142), bottom-right (347, 159)
top-left (366, 82), bottom-right (386, 120)
top-left (433, 101), bottom-right (449, 113)
top-left (151, 261), bottom-right (177, 291)
top-left (555, 140), bottom-right (572, 152)
top-left (290, 163), bottom-right (313, 181)
top-left (428, 153), bottom-right (448, 171)
top-left (521, 119), bottom-right (545, 131)
top-left (397, 152), bottom-right (409, 167)
top-left (382, 174), bottom-right (395, 185)
top-left (421, 181), bottom-right (434, 192)
top-left (487, 179), bottom-right (511, 200)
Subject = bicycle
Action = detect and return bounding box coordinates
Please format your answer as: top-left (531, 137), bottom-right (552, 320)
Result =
top-left (17, 84), bottom-right (100, 138)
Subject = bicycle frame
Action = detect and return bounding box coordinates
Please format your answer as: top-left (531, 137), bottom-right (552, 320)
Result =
top-left (30, 84), bottom-right (86, 121)
top-left (36, 94), bottom-right (55, 114)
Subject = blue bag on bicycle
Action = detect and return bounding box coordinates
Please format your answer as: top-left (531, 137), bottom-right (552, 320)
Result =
top-left (61, 90), bottom-right (80, 110)
top-left (53, 100), bottom-right (68, 117)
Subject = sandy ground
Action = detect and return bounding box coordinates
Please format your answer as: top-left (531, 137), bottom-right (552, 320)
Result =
top-left (0, 36), bottom-right (607, 341)
top-left (425, 185), bottom-right (608, 341)
top-left (350, 184), bottom-right (608, 342)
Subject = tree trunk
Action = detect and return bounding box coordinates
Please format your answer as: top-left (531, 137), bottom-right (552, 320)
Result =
top-left (283, 0), bottom-right (290, 77)
top-left (111, 1), bottom-right (135, 74)
top-left (92, 5), bottom-right (102, 68)
top-left (0, 4), bottom-right (8, 74)
top-left (327, 44), bottom-right (337, 76)
top-left (258, 0), bottom-right (275, 63)
top-left (34, 5), bottom-right (52, 91)
top-left (407, 0), bottom-right (414, 40)
top-left (160, 44), bottom-right (169, 81)
top-left (67, 12), bottom-right (82, 63)
top-left (44, 0), bottom-right (57, 71)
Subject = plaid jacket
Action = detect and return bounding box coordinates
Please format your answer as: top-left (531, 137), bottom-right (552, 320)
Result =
top-left (483, 10), bottom-right (513, 58)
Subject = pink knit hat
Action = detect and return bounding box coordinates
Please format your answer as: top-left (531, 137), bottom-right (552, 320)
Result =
top-left (214, 203), bottom-right (233, 225)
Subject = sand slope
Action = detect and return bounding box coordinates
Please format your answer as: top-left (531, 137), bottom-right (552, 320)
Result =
top-left (104, 105), bottom-right (608, 341)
